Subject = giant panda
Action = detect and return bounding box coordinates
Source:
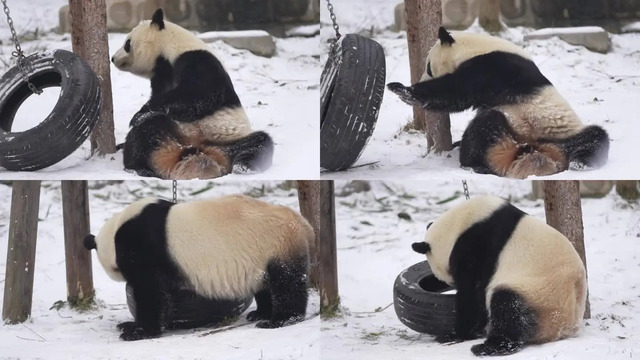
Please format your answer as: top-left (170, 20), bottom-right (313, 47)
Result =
top-left (411, 195), bottom-right (586, 356)
top-left (111, 9), bottom-right (274, 179)
top-left (83, 195), bottom-right (312, 341)
top-left (387, 28), bottom-right (610, 179)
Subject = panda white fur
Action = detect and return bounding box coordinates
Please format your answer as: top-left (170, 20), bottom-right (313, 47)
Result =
top-left (112, 9), bottom-right (274, 180)
top-left (411, 195), bottom-right (586, 356)
top-left (388, 28), bottom-right (609, 179)
top-left (84, 195), bottom-right (312, 341)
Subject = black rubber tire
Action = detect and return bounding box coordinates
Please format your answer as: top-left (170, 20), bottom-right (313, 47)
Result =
top-left (320, 34), bottom-right (385, 171)
top-left (0, 50), bottom-right (102, 171)
top-left (393, 260), bottom-right (456, 336)
top-left (126, 283), bottom-right (253, 330)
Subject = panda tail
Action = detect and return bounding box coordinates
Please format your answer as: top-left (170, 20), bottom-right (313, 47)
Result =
top-left (149, 131), bottom-right (274, 180)
top-left (554, 125), bottom-right (610, 169)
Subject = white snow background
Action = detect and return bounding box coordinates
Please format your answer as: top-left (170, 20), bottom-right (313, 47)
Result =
top-left (0, 180), bottom-right (320, 359)
top-left (320, 0), bottom-right (640, 180)
top-left (322, 179), bottom-right (640, 360)
top-left (0, 0), bottom-right (319, 180)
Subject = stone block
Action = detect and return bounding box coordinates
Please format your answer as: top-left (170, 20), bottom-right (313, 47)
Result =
top-left (199, 30), bottom-right (276, 57)
top-left (394, 0), bottom-right (478, 32)
top-left (524, 26), bottom-right (611, 53)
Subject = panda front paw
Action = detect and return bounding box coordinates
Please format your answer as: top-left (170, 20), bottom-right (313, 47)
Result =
top-left (116, 321), bottom-right (138, 332)
top-left (118, 325), bottom-right (161, 341)
top-left (434, 332), bottom-right (465, 344)
top-left (246, 310), bottom-right (271, 322)
top-left (255, 320), bottom-right (283, 329)
top-left (387, 82), bottom-right (419, 106)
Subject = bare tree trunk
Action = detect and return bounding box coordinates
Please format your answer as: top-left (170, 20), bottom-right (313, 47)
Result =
top-left (616, 180), bottom-right (640, 201)
top-left (479, 0), bottom-right (504, 33)
top-left (297, 181), bottom-right (320, 288)
top-left (2, 181), bottom-right (41, 323)
top-left (69, 0), bottom-right (116, 155)
top-left (319, 180), bottom-right (339, 317)
top-left (404, 0), bottom-right (452, 153)
top-left (61, 181), bottom-right (94, 307)
top-left (542, 180), bottom-right (590, 319)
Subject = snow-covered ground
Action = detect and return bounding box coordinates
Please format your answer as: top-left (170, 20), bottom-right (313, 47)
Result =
top-left (320, 0), bottom-right (640, 180)
top-left (0, 0), bottom-right (319, 180)
top-left (322, 179), bottom-right (640, 359)
top-left (0, 180), bottom-right (320, 359)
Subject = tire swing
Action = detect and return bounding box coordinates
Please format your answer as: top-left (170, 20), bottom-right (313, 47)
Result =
top-left (392, 181), bottom-right (470, 336)
top-left (320, 0), bottom-right (386, 171)
top-left (124, 181), bottom-right (254, 330)
top-left (0, 0), bottom-right (101, 171)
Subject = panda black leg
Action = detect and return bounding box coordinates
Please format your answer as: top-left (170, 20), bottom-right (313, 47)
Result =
top-left (436, 276), bottom-right (486, 343)
top-left (120, 279), bottom-right (171, 341)
top-left (470, 288), bottom-right (537, 356)
top-left (123, 112), bottom-right (179, 178)
top-left (223, 131), bottom-right (275, 173)
top-left (256, 256), bottom-right (308, 329)
top-left (246, 289), bottom-right (272, 321)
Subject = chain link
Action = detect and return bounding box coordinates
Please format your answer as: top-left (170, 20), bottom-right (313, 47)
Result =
top-left (325, 0), bottom-right (341, 42)
top-left (172, 180), bottom-right (178, 203)
top-left (2, 0), bottom-right (41, 95)
top-left (462, 180), bottom-right (470, 200)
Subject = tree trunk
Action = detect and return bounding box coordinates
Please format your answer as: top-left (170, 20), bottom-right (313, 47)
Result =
top-left (297, 181), bottom-right (320, 288)
top-left (2, 181), bottom-right (41, 324)
top-left (404, 0), bottom-right (452, 153)
top-left (69, 0), bottom-right (116, 155)
top-left (615, 180), bottom-right (640, 201)
top-left (61, 181), bottom-right (94, 307)
top-left (319, 180), bottom-right (339, 317)
top-left (479, 0), bottom-right (504, 33)
top-left (542, 180), bottom-right (590, 319)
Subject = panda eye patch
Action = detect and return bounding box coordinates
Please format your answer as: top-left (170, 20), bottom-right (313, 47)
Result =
top-left (426, 62), bottom-right (433, 78)
top-left (124, 39), bottom-right (131, 53)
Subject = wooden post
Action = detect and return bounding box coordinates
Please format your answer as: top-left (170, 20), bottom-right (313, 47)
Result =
top-left (297, 181), bottom-right (320, 288)
top-left (319, 180), bottom-right (339, 316)
top-left (69, 0), bottom-right (116, 155)
top-left (61, 181), bottom-right (94, 306)
top-left (479, 0), bottom-right (504, 33)
top-left (404, 0), bottom-right (452, 153)
top-left (542, 180), bottom-right (590, 319)
top-left (2, 181), bottom-right (41, 324)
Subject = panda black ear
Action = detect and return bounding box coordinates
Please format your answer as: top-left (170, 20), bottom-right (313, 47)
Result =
top-left (151, 8), bottom-right (165, 30)
top-left (83, 234), bottom-right (97, 250)
top-left (438, 27), bottom-right (455, 46)
top-left (412, 242), bottom-right (430, 254)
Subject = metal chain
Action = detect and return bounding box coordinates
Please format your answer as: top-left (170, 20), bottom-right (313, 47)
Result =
top-left (172, 180), bottom-right (178, 203)
top-left (325, 0), bottom-right (341, 41)
top-left (462, 180), bottom-right (470, 200)
top-left (1, 0), bottom-right (41, 95)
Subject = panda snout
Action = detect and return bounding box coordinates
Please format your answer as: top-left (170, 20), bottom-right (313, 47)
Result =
top-left (84, 234), bottom-right (97, 250)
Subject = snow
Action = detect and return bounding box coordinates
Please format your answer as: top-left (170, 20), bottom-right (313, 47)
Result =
top-left (0, 180), bottom-right (320, 359)
top-left (199, 30), bottom-right (271, 39)
top-left (320, 0), bottom-right (640, 180)
top-left (0, 0), bottom-right (319, 180)
top-left (530, 26), bottom-right (607, 35)
top-left (322, 179), bottom-right (640, 360)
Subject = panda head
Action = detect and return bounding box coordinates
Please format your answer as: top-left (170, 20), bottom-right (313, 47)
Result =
top-left (111, 8), bottom-right (208, 79)
top-left (411, 196), bottom-right (508, 285)
top-left (420, 27), bottom-right (531, 82)
top-left (83, 198), bottom-right (158, 282)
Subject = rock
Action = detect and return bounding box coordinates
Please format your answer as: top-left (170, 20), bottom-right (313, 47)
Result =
top-left (199, 30), bottom-right (276, 57)
top-left (337, 181), bottom-right (371, 197)
top-left (394, 3), bottom-right (407, 32)
top-left (394, 0), bottom-right (478, 32)
top-left (524, 27), bottom-right (611, 53)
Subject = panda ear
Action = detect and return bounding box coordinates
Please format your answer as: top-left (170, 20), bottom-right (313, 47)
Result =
top-left (438, 27), bottom-right (455, 46)
top-left (151, 8), bottom-right (165, 30)
top-left (412, 242), bottom-right (430, 254)
top-left (83, 234), bottom-right (97, 250)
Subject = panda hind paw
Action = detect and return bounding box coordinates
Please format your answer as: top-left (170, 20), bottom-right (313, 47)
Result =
top-left (470, 338), bottom-right (523, 356)
top-left (119, 325), bottom-right (161, 341)
top-left (434, 332), bottom-right (465, 344)
top-left (116, 321), bottom-right (138, 332)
